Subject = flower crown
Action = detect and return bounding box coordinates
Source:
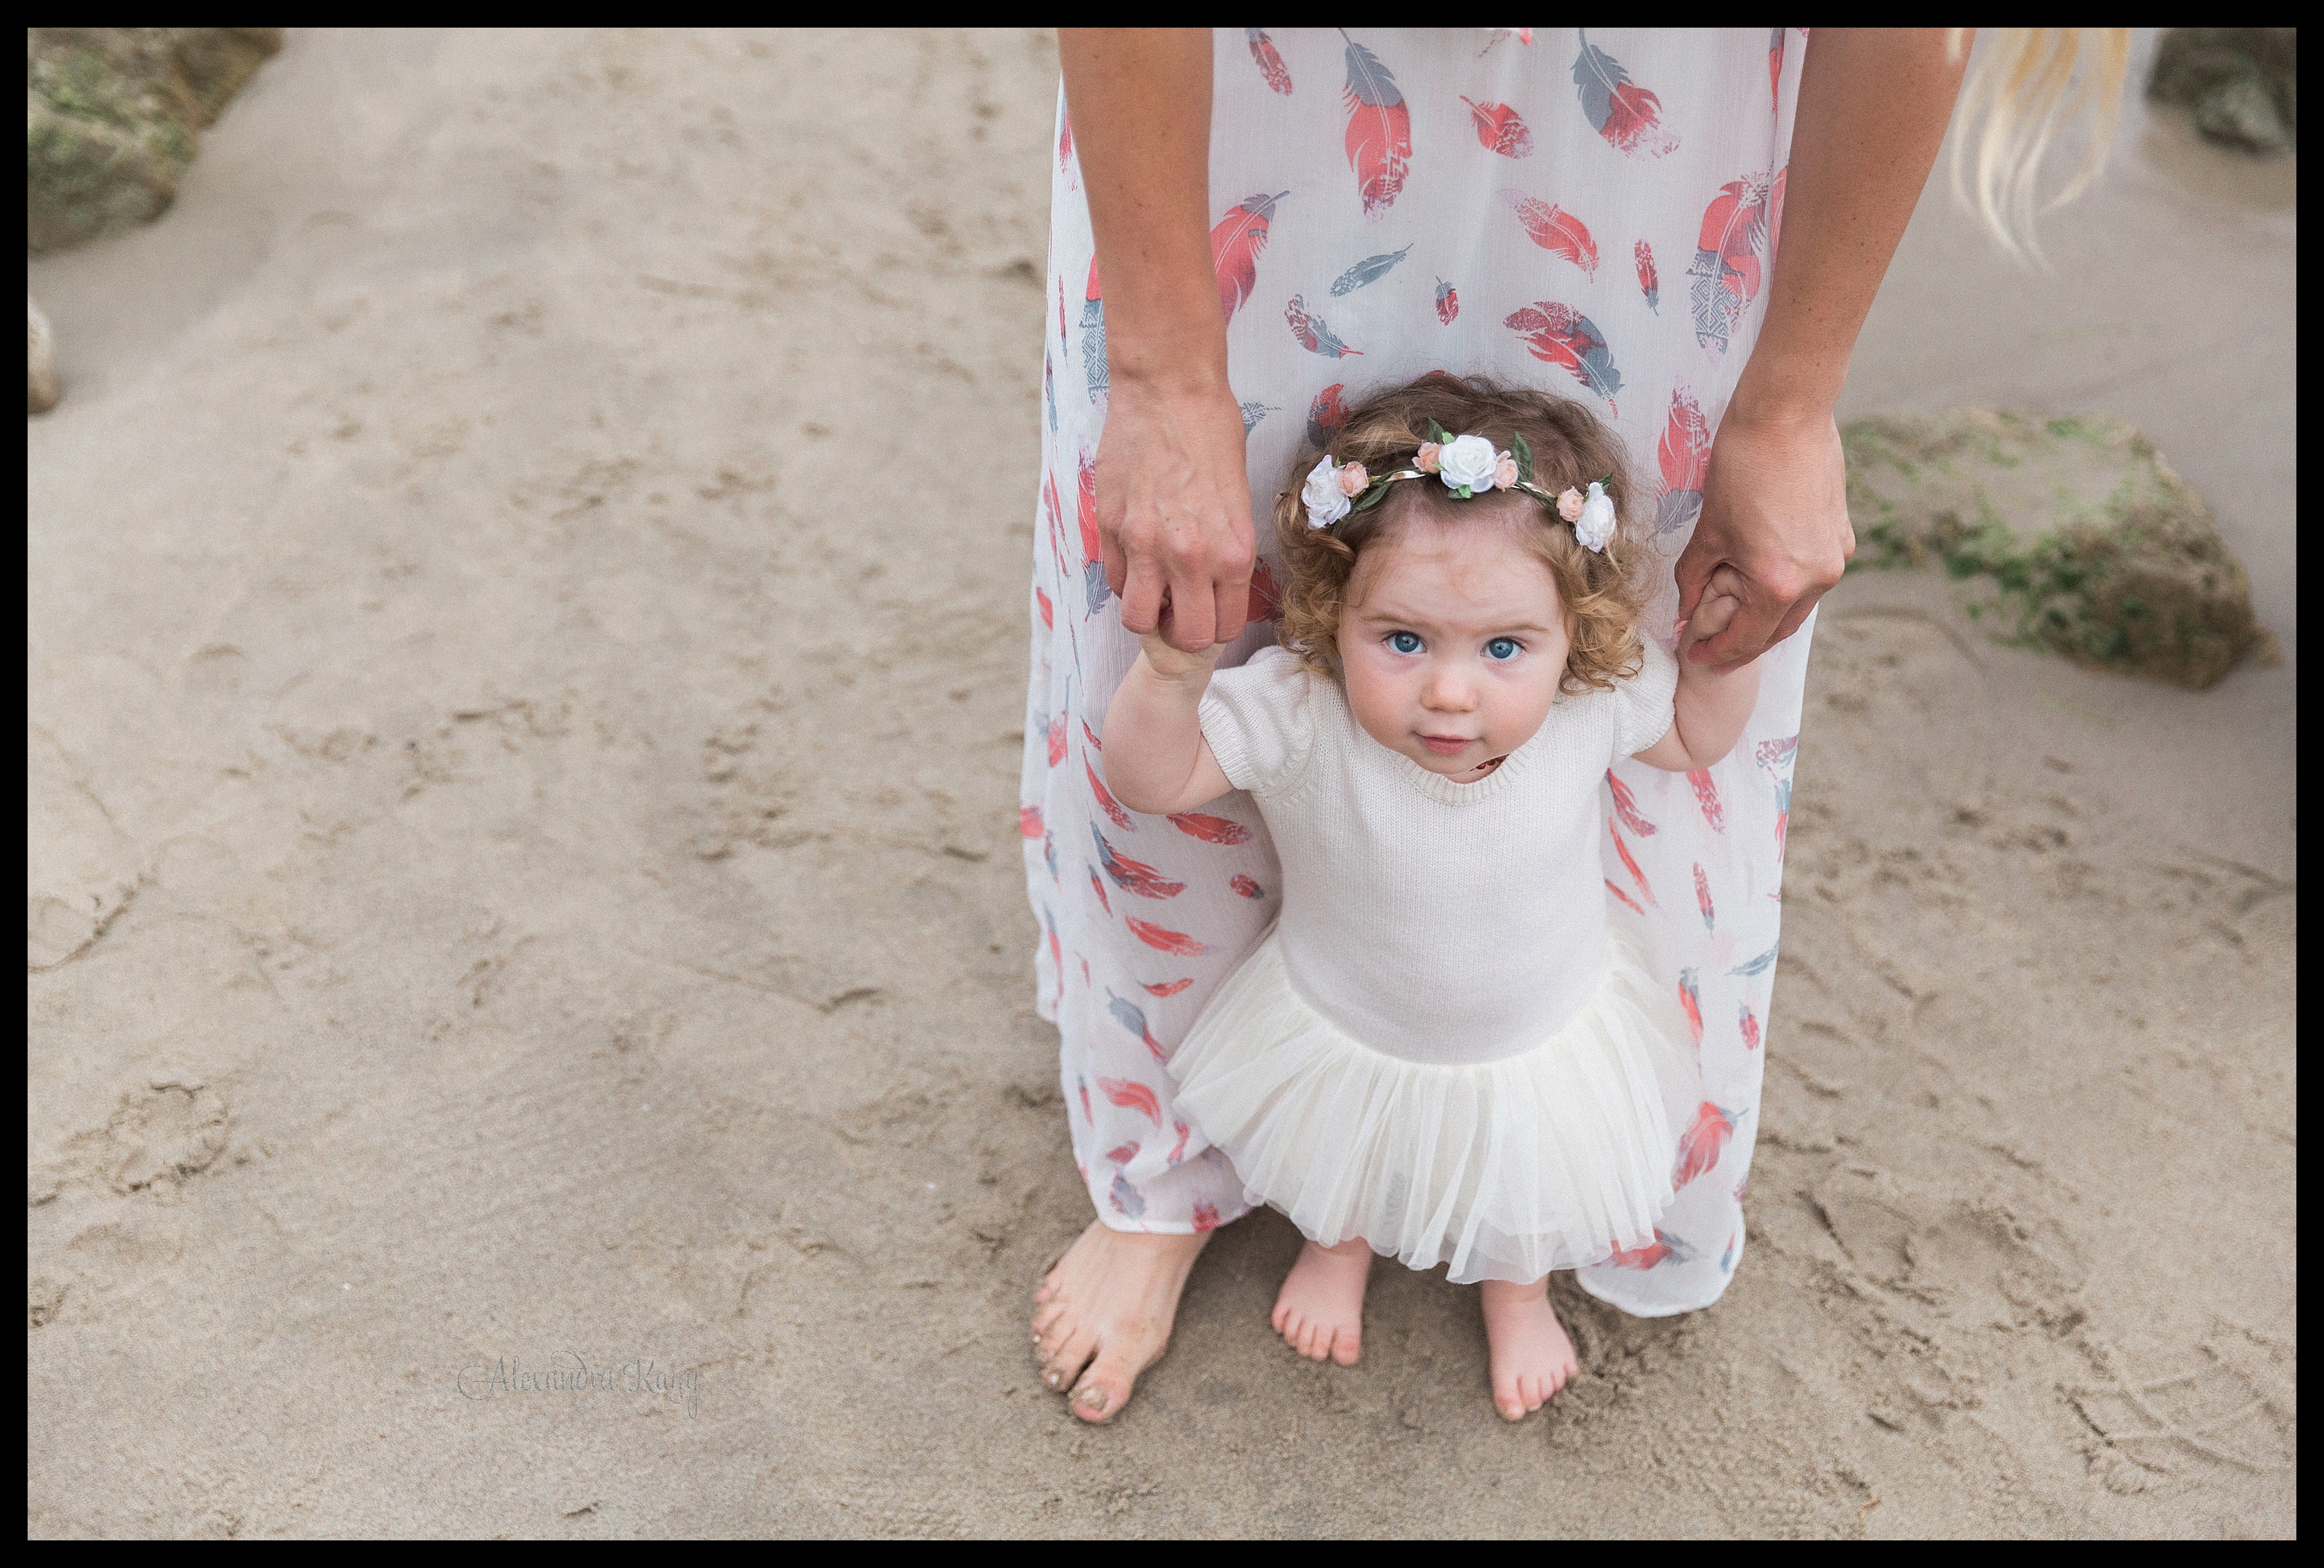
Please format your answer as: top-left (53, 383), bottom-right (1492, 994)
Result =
top-left (1301, 420), bottom-right (1616, 552)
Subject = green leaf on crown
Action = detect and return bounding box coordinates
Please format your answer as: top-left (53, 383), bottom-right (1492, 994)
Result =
top-left (1511, 431), bottom-right (1536, 485)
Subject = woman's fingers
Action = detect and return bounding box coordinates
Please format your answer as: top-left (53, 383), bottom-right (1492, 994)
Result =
top-left (1117, 554), bottom-right (1166, 638)
top-left (1162, 570), bottom-right (1216, 652)
top-left (1209, 574), bottom-right (1251, 651)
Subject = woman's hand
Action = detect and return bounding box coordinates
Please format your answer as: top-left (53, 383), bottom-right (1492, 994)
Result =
top-left (1672, 408), bottom-right (1852, 671)
top-left (1098, 373), bottom-right (1257, 653)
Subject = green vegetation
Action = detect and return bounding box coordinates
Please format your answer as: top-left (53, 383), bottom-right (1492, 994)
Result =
top-left (1841, 409), bottom-right (2270, 689)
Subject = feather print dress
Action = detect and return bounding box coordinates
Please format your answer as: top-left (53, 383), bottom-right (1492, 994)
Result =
top-left (1024, 28), bottom-right (1807, 1316)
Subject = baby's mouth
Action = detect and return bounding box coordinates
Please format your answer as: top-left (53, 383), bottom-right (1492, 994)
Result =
top-left (1418, 734), bottom-right (1475, 757)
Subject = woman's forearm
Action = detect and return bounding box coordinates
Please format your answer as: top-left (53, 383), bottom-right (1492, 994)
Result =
top-left (1730, 28), bottom-right (1968, 425)
top-left (1057, 30), bottom-right (1226, 391)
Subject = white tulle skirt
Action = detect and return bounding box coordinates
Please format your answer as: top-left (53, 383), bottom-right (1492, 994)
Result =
top-left (1168, 920), bottom-right (1701, 1285)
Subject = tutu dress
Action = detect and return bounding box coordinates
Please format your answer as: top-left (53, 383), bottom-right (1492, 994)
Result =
top-left (1167, 641), bottom-right (1701, 1284)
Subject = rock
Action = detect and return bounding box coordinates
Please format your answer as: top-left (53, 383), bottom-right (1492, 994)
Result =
top-left (28, 296), bottom-right (59, 414)
top-left (1841, 409), bottom-right (2272, 689)
top-left (2148, 28), bottom-right (2296, 155)
top-left (26, 28), bottom-right (282, 255)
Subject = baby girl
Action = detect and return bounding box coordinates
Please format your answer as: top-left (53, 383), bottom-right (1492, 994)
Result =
top-left (1101, 375), bottom-right (1760, 1421)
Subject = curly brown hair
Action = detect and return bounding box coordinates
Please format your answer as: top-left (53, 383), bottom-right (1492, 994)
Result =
top-left (1273, 374), bottom-right (1647, 695)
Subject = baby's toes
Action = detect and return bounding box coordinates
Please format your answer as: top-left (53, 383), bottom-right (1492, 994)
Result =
top-left (1330, 1326), bottom-right (1362, 1366)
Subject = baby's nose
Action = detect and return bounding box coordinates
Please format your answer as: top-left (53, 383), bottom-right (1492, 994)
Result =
top-left (1423, 670), bottom-right (1478, 710)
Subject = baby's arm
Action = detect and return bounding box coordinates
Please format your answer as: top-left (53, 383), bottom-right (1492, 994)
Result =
top-left (1631, 592), bottom-right (1762, 772)
top-left (1102, 632), bottom-right (1235, 814)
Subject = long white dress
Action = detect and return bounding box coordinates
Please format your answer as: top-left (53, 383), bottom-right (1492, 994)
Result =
top-left (1022, 28), bottom-right (1807, 1315)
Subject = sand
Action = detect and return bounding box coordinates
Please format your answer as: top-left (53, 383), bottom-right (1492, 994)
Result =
top-left (27, 30), bottom-right (2294, 1538)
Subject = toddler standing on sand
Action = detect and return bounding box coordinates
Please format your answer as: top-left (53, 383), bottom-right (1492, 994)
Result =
top-left (1101, 376), bottom-right (1761, 1421)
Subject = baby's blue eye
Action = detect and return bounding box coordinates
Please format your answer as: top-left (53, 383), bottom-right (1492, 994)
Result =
top-left (1388, 631), bottom-right (1422, 655)
top-left (1485, 637), bottom-right (1520, 661)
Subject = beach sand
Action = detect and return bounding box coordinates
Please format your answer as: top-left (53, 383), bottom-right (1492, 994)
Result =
top-left (28, 30), bottom-right (2294, 1537)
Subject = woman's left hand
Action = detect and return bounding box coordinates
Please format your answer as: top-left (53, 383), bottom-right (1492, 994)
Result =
top-left (1672, 406), bottom-right (1853, 672)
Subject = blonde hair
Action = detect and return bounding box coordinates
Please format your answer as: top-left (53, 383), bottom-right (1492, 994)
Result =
top-left (1950, 28), bottom-right (2133, 263)
top-left (1274, 376), bottom-right (1647, 697)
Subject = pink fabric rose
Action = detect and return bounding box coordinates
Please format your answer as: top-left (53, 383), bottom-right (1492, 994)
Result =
top-left (1493, 452), bottom-right (1519, 490)
top-left (1557, 487), bottom-right (1585, 523)
top-left (1337, 461), bottom-right (1369, 497)
top-left (1415, 443), bottom-right (1441, 473)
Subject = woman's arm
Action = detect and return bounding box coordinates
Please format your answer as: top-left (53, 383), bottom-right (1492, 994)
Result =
top-left (1102, 635), bottom-right (1232, 814)
top-left (1674, 29), bottom-right (1970, 670)
top-left (1058, 29), bottom-right (1255, 653)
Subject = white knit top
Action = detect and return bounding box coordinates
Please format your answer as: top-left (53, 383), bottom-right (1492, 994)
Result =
top-left (1198, 640), bottom-right (1678, 1066)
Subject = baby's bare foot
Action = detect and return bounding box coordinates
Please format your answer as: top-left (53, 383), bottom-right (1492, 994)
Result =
top-left (1271, 1236), bottom-right (1373, 1366)
top-left (1478, 1277), bottom-right (1578, 1420)
top-left (1032, 1221), bottom-right (1211, 1423)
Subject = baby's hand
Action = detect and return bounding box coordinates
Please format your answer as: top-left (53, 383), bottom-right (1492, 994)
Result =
top-left (1139, 627), bottom-right (1223, 684)
top-left (1676, 573), bottom-right (1746, 665)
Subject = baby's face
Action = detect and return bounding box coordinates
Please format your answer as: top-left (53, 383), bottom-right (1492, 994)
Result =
top-left (1337, 516), bottom-right (1570, 784)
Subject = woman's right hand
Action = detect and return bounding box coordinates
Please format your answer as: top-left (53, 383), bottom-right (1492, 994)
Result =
top-left (1094, 371), bottom-right (1257, 655)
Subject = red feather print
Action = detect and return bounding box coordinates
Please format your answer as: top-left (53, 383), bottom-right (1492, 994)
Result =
top-left (1338, 32), bottom-right (1410, 218)
top-left (1104, 1141), bottom-right (1140, 1167)
top-left (1655, 386), bottom-right (1712, 536)
top-left (1738, 998), bottom-right (1761, 1050)
top-left (1571, 30), bottom-right (1678, 158)
top-left (1306, 383), bottom-right (1348, 450)
top-left (1094, 825), bottom-right (1185, 899)
top-left (1768, 29), bottom-right (1786, 110)
top-left (1087, 865), bottom-right (1111, 914)
top-left (1018, 805), bottom-right (1043, 839)
top-left (1058, 113), bottom-right (1073, 171)
top-left (1098, 1076), bottom-right (1164, 1127)
top-left (1074, 1072), bottom-right (1090, 1123)
top-left (1501, 191), bottom-right (1599, 277)
top-left (1211, 191), bottom-right (1288, 328)
top-left (1677, 967), bottom-right (1703, 1045)
top-left (1611, 821), bottom-right (1656, 904)
top-left (1229, 873), bottom-right (1266, 900)
top-left (1246, 28), bottom-right (1293, 95)
top-left (1607, 1228), bottom-right (1692, 1269)
top-left (1141, 977), bottom-right (1194, 998)
top-left (1056, 274), bottom-right (1067, 346)
top-left (1434, 277), bottom-right (1459, 325)
top-left (1081, 719), bottom-right (1103, 753)
top-left (1634, 239), bottom-right (1659, 313)
top-left (1606, 878), bottom-right (1645, 916)
top-left (1168, 811), bottom-right (1252, 845)
top-left (1034, 585), bottom-right (1053, 628)
top-left (1768, 165), bottom-right (1788, 267)
top-left (1504, 302), bottom-right (1621, 415)
top-left (1167, 1121), bottom-right (1192, 1166)
top-left (1126, 916), bottom-right (1206, 958)
top-left (1086, 760), bottom-right (1133, 831)
top-left (1607, 770), bottom-right (1656, 836)
top-left (1694, 863), bottom-right (1716, 930)
top-left (1092, 1078), bottom-right (1157, 1129)
top-left (1687, 172), bottom-right (1778, 358)
top-left (1687, 768), bottom-right (1726, 832)
top-left (1192, 1201), bottom-right (1223, 1232)
top-left (1460, 96), bottom-right (1534, 157)
top-left (1076, 452), bottom-right (1109, 612)
top-left (1046, 713), bottom-right (1067, 768)
top-left (1249, 557), bottom-right (1284, 623)
top-left (1285, 294), bottom-right (1362, 358)
top-left (1673, 1102), bottom-right (1736, 1189)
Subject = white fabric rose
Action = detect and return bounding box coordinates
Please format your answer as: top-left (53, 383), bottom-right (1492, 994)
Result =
top-left (1302, 454), bottom-right (1353, 529)
top-left (1574, 480), bottom-right (1617, 552)
top-left (1436, 434), bottom-right (1498, 494)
